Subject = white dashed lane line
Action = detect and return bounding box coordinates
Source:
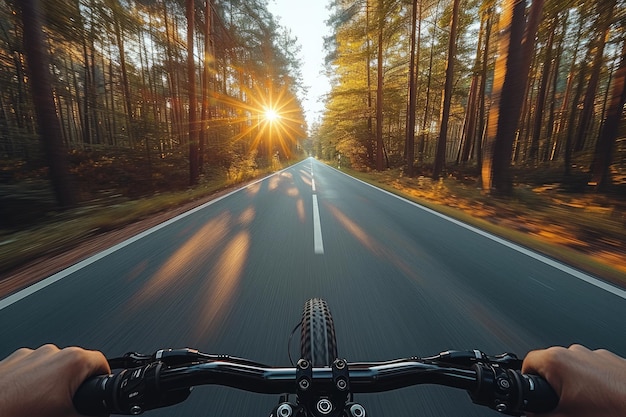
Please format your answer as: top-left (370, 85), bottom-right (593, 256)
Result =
top-left (310, 159), bottom-right (324, 255)
top-left (312, 195), bottom-right (324, 254)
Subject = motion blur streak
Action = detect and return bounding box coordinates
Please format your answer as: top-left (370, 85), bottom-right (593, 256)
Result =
top-left (296, 198), bottom-right (305, 222)
top-left (327, 203), bottom-right (427, 285)
top-left (132, 214), bottom-right (231, 306)
top-left (196, 231), bottom-right (250, 339)
top-left (327, 205), bottom-right (376, 253)
top-left (300, 170), bottom-right (312, 187)
top-left (326, 201), bottom-right (532, 347)
top-left (246, 181), bottom-right (262, 195)
top-left (269, 175), bottom-right (281, 191)
top-left (238, 207), bottom-right (256, 226)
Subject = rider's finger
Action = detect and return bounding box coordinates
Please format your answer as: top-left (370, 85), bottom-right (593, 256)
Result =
top-left (0, 347), bottom-right (34, 366)
top-left (57, 347), bottom-right (111, 391)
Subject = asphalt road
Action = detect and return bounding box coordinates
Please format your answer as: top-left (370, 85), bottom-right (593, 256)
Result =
top-left (1, 157), bottom-right (625, 416)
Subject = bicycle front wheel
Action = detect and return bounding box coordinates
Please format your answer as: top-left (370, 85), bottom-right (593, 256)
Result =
top-left (300, 298), bottom-right (338, 367)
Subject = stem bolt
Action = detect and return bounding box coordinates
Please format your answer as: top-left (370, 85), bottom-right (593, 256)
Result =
top-left (316, 399), bottom-right (333, 415)
top-left (350, 404), bottom-right (366, 417)
top-left (277, 403), bottom-right (293, 417)
top-left (298, 378), bottom-right (310, 390)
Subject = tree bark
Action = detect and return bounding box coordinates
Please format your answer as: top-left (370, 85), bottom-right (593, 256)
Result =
top-left (573, 0), bottom-right (617, 154)
top-left (375, 0), bottom-right (384, 171)
top-left (418, 4), bottom-right (439, 164)
top-left (589, 38), bottom-right (626, 191)
top-left (366, 0), bottom-right (375, 165)
top-left (199, 0), bottom-right (214, 173)
top-left (528, 17), bottom-right (557, 163)
top-left (187, 0), bottom-right (199, 185)
top-left (433, 0), bottom-right (460, 178)
top-left (112, 4), bottom-right (134, 147)
top-left (476, 6), bottom-right (493, 173)
top-left (482, 0), bottom-right (544, 193)
top-left (19, 0), bottom-right (76, 208)
top-left (459, 9), bottom-right (487, 165)
top-left (542, 10), bottom-right (567, 162)
top-left (405, 0), bottom-right (418, 176)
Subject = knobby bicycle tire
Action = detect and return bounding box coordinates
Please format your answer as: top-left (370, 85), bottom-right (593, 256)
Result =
top-left (300, 298), bottom-right (338, 367)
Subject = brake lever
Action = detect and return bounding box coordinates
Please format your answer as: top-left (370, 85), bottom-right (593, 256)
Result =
top-left (107, 348), bottom-right (205, 369)
top-left (108, 352), bottom-right (153, 369)
top-left (425, 350), bottom-right (522, 370)
top-left (485, 353), bottom-right (522, 370)
top-left (153, 348), bottom-right (205, 366)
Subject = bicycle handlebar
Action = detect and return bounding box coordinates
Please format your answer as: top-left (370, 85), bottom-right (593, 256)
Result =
top-left (73, 348), bottom-right (559, 416)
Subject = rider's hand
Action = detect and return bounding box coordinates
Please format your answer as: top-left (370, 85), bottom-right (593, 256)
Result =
top-left (0, 344), bottom-right (110, 417)
top-left (522, 344), bottom-right (626, 417)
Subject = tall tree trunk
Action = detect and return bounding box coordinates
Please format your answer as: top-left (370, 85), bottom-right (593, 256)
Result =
top-left (73, 0), bottom-right (92, 145)
top-left (482, 0), bottom-right (544, 193)
top-left (553, 14), bottom-right (583, 161)
top-left (459, 9), bottom-right (487, 164)
top-left (476, 6), bottom-right (493, 172)
top-left (589, 38), bottom-right (626, 191)
top-left (199, 0), bottom-right (214, 173)
top-left (366, 0), bottom-right (374, 165)
top-left (405, 0), bottom-right (418, 176)
top-left (375, 0), bottom-right (384, 171)
top-left (187, 0), bottom-right (199, 185)
top-left (113, 6), bottom-right (134, 147)
top-left (163, 3), bottom-right (182, 148)
top-left (19, 0), bottom-right (76, 208)
top-left (433, 0), bottom-right (460, 179)
top-left (418, 6), bottom-right (439, 164)
top-left (107, 44), bottom-right (118, 146)
top-left (528, 17), bottom-right (557, 163)
top-left (542, 10), bottom-right (567, 162)
top-left (573, 0), bottom-right (617, 154)
top-left (138, 28), bottom-right (153, 183)
top-left (89, 5), bottom-right (102, 145)
top-left (564, 58), bottom-right (589, 174)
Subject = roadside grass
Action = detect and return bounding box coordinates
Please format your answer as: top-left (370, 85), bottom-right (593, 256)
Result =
top-left (334, 165), bottom-right (626, 287)
top-left (2, 156), bottom-right (625, 288)
top-left (0, 161), bottom-right (296, 275)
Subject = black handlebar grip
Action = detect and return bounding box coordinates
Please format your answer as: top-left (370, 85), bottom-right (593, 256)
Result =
top-left (471, 364), bottom-right (559, 415)
top-left (517, 373), bottom-right (559, 413)
top-left (73, 374), bottom-right (116, 417)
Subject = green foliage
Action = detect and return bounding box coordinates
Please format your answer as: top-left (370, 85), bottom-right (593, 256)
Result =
top-left (317, 0), bottom-right (626, 192)
top-left (0, 0), bottom-right (307, 207)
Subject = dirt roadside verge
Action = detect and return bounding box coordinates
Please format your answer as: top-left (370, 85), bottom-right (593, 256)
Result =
top-left (2, 163), bottom-right (625, 300)
top-left (0, 182), bottom-right (253, 299)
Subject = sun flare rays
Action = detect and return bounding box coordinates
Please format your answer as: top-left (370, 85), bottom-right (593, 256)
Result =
top-left (204, 82), bottom-right (305, 159)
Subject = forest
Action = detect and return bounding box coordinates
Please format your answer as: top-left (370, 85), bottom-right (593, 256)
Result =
top-left (316, 0), bottom-right (626, 195)
top-left (3, 0), bottom-right (626, 207)
top-left (1, 0), bottom-right (306, 210)
top-left (0, 0), bottom-right (625, 278)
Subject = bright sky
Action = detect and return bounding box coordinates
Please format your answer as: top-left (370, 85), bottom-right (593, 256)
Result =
top-left (267, 0), bottom-right (332, 131)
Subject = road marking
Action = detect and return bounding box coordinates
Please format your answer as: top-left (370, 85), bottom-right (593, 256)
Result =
top-left (0, 161), bottom-right (311, 310)
top-left (321, 162), bottom-right (626, 301)
top-left (312, 195), bottom-right (324, 254)
top-left (312, 178), bottom-right (316, 192)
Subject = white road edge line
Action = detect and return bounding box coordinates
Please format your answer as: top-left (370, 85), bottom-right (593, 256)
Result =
top-left (312, 195), bottom-right (324, 255)
top-left (319, 161), bottom-right (626, 300)
top-left (0, 160), bottom-right (310, 310)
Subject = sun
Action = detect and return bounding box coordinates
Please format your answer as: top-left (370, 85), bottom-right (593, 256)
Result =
top-left (264, 107), bottom-right (281, 122)
top-left (220, 82), bottom-right (305, 160)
